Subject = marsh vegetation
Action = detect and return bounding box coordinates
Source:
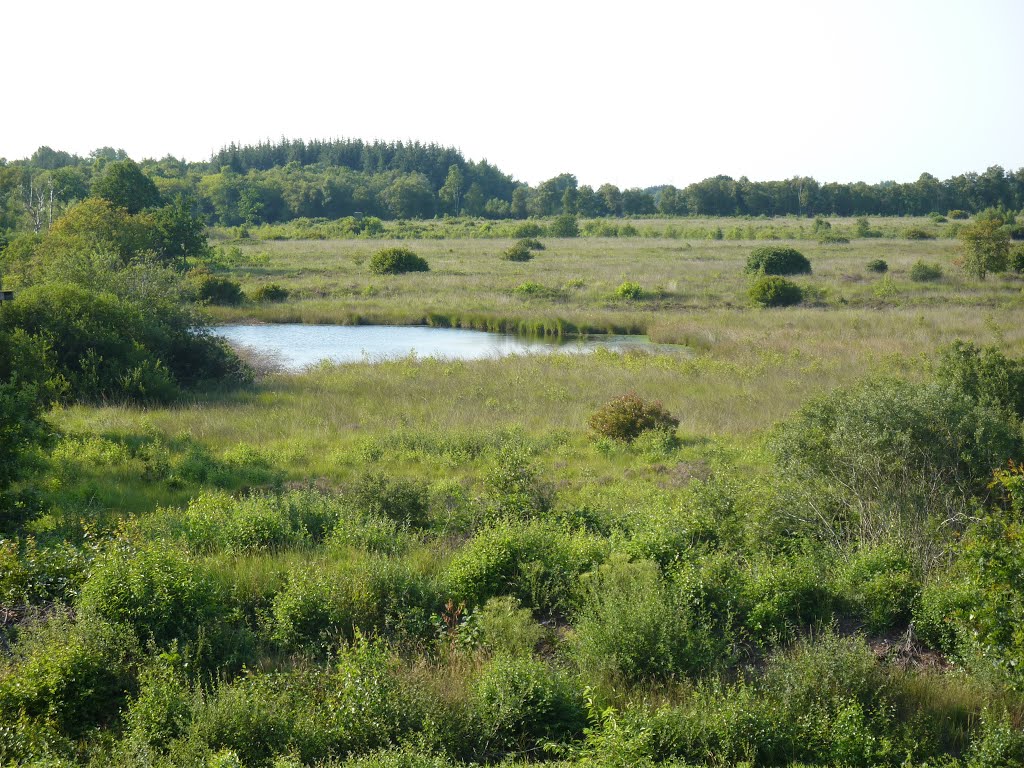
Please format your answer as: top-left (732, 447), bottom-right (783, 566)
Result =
top-left (2, 147), bottom-right (1024, 766)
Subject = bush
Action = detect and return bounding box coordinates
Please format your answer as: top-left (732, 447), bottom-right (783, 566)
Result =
top-left (501, 243), bottom-right (533, 262)
top-left (744, 246), bottom-right (811, 276)
top-left (573, 557), bottom-right (722, 682)
top-left (909, 260), bottom-right (943, 282)
top-left (472, 655), bottom-right (586, 755)
top-left (818, 234), bottom-right (850, 245)
top-left (270, 555), bottom-right (436, 649)
top-left (193, 274), bottom-right (245, 305)
top-left (904, 227), bottom-right (934, 240)
top-left (516, 237), bottom-right (544, 251)
top-left (615, 281), bottom-right (643, 300)
top-left (948, 209), bottom-right (969, 220)
top-left (350, 472), bottom-right (430, 528)
top-left (476, 596), bottom-right (545, 656)
top-left (445, 518), bottom-right (605, 617)
top-left (866, 258), bottom-right (888, 273)
top-left (0, 613), bottom-right (140, 736)
top-left (368, 247), bottom-right (430, 275)
top-left (78, 542), bottom-right (221, 647)
top-left (748, 275), bottom-right (803, 307)
top-left (588, 392), bottom-right (679, 443)
top-left (511, 222), bottom-right (543, 238)
top-left (834, 542), bottom-right (919, 633)
top-left (1011, 245), bottom-right (1024, 273)
top-left (250, 283), bottom-right (289, 302)
top-left (512, 282), bottom-right (564, 300)
top-left (548, 214), bottom-right (579, 238)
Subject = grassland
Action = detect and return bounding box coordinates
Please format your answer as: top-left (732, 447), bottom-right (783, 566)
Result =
top-left (6, 217), bottom-right (1024, 767)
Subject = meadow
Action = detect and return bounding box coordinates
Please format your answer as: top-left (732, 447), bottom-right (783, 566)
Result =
top-left (4, 214), bottom-right (1024, 767)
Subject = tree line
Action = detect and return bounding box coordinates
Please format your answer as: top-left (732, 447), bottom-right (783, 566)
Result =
top-left (2, 140), bottom-right (1023, 231)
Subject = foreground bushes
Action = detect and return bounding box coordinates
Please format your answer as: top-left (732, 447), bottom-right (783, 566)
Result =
top-left (0, 282), bottom-right (248, 403)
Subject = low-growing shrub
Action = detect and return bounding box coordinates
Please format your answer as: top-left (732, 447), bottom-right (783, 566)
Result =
top-left (350, 472), bottom-right (430, 528)
top-left (476, 596), bottom-right (545, 656)
top-left (744, 246), bottom-right (811, 276)
top-left (512, 282), bottom-right (564, 300)
top-left (78, 542), bottom-right (224, 649)
top-left (588, 392), bottom-right (679, 443)
top-left (250, 283), bottom-right (289, 302)
top-left (501, 243), bottom-right (533, 262)
top-left (948, 209), bottom-right (969, 220)
top-left (909, 260), bottom-right (943, 282)
top-left (445, 518), bottom-right (605, 617)
top-left (573, 557), bottom-right (723, 682)
top-left (516, 237), bottom-right (544, 251)
top-left (0, 613), bottom-right (141, 736)
top-left (615, 281), bottom-right (644, 300)
top-left (194, 274), bottom-right (245, 305)
top-left (511, 222), bottom-right (544, 238)
top-left (271, 555), bottom-right (437, 649)
top-left (904, 227), bottom-right (935, 240)
top-left (866, 258), bottom-right (888, 273)
top-left (547, 214), bottom-right (579, 238)
top-left (471, 655), bottom-right (586, 755)
top-left (368, 247), bottom-right (430, 275)
top-left (834, 542), bottom-right (920, 633)
top-left (818, 234), bottom-right (850, 245)
top-left (749, 275), bottom-right (803, 307)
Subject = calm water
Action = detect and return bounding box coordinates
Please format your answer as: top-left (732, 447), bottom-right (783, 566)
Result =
top-left (212, 324), bottom-right (652, 371)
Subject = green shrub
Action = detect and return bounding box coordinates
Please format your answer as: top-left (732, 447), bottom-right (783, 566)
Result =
top-left (0, 282), bottom-right (247, 403)
top-left (181, 489), bottom-right (341, 553)
top-left (445, 518), bottom-right (605, 617)
top-left (948, 209), bottom-right (969, 220)
top-left (350, 472), bottom-right (430, 528)
top-left (548, 214), bottom-right (579, 238)
top-left (368, 247), bottom-right (429, 275)
top-left (471, 655), bottom-right (586, 755)
top-left (741, 552), bottom-right (833, 644)
top-left (482, 445), bottom-right (553, 520)
top-left (904, 227), bottom-right (935, 240)
top-left (834, 542), bottom-right (920, 633)
top-left (511, 222), bottom-right (544, 238)
top-left (866, 258), bottom-right (888, 273)
top-left (1011, 245), bottom-right (1024, 273)
top-left (818, 233), bottom-right (850, 244)
top-left (512, 281), bottom-right (564, 300)
top-left (516, 237), bottom-right (544, 251)
top-left (0, 613), bottom-right (140, 736)
top-left (615, 281), bottom-right (644, 300)
top-left (588, 392), bottom-right (678, 443)
top-left (909, 260), bottom-right (943, 282)
top-left (501, 243), bottom-right (533, 262)
top-left (748, 275), bottom-right (803, 307)
top-left (250, 283), bottom-right (289, 302)
top-left (476, 596), bottom-right (545, 656)
top-left (744, 246), bottom-right (811, 275)
top-left (572, 557), bottom-right (722, 682)
top-left (270, 555), bottom-right (436, 649)
top-left (194, 274), bottom-right (245, 305)
top-left (78, 542), bottom-right (221, 647)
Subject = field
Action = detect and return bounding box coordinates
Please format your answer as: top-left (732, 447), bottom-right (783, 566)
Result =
top-left (5, 217), bottom-right (1024, 767)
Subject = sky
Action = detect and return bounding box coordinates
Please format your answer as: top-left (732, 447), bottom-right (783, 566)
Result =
top-left (4, 0), bottom-right (1022, 189)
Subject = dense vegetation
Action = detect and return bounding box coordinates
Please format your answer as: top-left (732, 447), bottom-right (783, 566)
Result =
top-left (2, 139), bottom-right (1024, 767)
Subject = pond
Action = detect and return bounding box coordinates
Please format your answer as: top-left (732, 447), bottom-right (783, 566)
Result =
top-left (211, 324), bottom-right (653, 371)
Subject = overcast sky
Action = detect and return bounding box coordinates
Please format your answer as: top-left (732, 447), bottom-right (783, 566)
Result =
top-left (4, 0), bottom-right (1022, 188)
